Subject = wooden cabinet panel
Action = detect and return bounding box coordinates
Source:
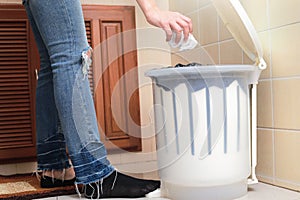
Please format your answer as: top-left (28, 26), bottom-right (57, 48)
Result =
top-left (0, 5), bottom-right (38, 162)
top-left (83, 5), bottom-right (141, 152)
top-left (101, 21), bottom-right (127, 138)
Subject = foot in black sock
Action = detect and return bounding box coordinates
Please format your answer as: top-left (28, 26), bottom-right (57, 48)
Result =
top-left (40, 176), bottom-right (76, 188)
top-left (84, 171), bottom-right (160, 198)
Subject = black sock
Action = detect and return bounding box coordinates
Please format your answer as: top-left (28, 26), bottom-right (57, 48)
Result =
top-left (40, 176), bottom-right (76, 188)
top-left (84, 170), bottom-right (160, 198)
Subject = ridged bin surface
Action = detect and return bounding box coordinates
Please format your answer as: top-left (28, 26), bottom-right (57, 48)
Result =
top-left (146, 65), bottom-right (257, 200)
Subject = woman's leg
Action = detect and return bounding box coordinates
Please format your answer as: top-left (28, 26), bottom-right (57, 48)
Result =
top-left (23, 0), bottom-right (73, 178)
top-left (24, 0), bottom-right (160, 197)
top-left (23, 0), bottom-right (114, 184)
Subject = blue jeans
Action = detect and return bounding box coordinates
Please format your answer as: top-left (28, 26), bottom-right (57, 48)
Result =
top-left (22, 0), bottom-right (114, 184)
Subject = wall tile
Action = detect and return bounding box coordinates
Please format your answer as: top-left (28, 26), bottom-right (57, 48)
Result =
top-left (271, 23), bottom-right (300, 78)
top-left (243, 53), bottom-right (253, 65)
top-left (269, 0), bottom-right (300, 29)
top-left (219, 40), bottom-right (243, 64)
top-left (170, 45), bottom-right (216, 66)
top-left (189, 12), bottom-right (200, 43)
top-left (275, 130), bottom-right (300, 187)
top-left (137, 49), bottom-right (171, 66)
top-left (256, 129), bottom-right (274, 180)
top-left (199, 4), bottom-right (218, 45)
top-left (169, 0), bottom-right (198, 15)
top-left (198, 0), bottom-right (211, 8)
top-left (240, 0), bottom-right (269, 32)
top-left (257, 81), bottom-right (273, 128)
top-left (219, 17), bottom-right (233, 42)
top-left (171, 53), bottom-right (190, 66)
top-left (153, 0), bottom-right (169, 12)
top-left (273, 79), bottom-right (300, 130)
top-left (203, 44), bottom-right (219, 65)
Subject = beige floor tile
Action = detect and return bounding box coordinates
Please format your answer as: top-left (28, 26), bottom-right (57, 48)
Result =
top-left (107, 153), bottom-right (121, 165)
top-left (274, 178), bottom-right (300, 193)
top-left (34, 197), bottom-right (57, 200)
top-left (44, 183), bottom-right (300, 200)
top-left (257, 175), bottom-right (274, 185)
top-left (16, 162), bottom-right (37, 174)
top-left (0, 164), bottom-right (17, 176)
top-left (237, 182), bottom-right (300, 200)
top-left (57, 193), bottom-right (168, 200)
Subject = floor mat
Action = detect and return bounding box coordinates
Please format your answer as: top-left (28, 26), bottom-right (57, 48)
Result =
top-left (0, 174), bottom-right (79, 200)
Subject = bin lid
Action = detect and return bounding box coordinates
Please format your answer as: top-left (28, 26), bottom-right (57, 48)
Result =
top-left (212, 0), bottom-right (266, 69)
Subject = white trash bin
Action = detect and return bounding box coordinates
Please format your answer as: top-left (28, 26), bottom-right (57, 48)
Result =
top-left (145, 0), bottom-right (266, 199)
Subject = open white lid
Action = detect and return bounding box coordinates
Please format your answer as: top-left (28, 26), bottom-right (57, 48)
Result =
top-left (211, 0), bottom-right (266, 69)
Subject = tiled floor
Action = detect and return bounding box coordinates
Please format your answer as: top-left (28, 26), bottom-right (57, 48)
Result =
top-left (34, 182), bottom-right (300, 200)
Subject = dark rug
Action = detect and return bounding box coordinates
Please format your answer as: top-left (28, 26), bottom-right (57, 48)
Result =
top-left (0, 174), bottom-right (80, 200)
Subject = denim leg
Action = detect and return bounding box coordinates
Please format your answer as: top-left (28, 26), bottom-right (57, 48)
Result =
top-left (23, 0), bottom-right (71, 171)
top-left (24, 0), bottom-right (114, 184)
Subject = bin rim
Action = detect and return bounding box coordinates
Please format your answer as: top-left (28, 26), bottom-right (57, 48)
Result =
top-left (145, 64), bottom-right (257, 79)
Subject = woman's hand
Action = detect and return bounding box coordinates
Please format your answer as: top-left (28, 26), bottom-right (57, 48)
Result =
top-left (136, 0), bottom-right (193, 43)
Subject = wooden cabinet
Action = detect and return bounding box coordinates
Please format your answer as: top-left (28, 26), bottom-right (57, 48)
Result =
top-left (0, 5), bottom-right (38, 162)
top-left (0, 4), bottom-right (141, 163)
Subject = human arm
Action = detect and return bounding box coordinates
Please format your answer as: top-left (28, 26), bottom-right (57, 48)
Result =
top-left (136, 0), bottom-right (193, 43)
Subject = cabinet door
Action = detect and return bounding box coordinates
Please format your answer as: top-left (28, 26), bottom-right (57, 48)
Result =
top-left (0, 5), bottom-right (38, 162)
top-left (83, 5), bottom-right (141, 152)
top-left (0, 5), bottom-right (141, 163)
